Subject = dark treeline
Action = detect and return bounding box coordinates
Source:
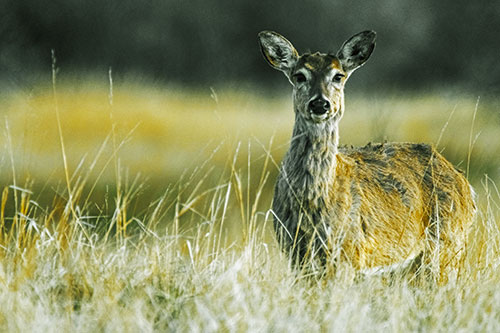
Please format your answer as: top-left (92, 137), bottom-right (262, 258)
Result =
top-left (1, 0), bottom-right (499, 93)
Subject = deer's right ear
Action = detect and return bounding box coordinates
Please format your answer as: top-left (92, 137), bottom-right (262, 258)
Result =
top-left (336, 31), bottom-right (376, 74)
top-left (258, 31), bottom-right (298, 75)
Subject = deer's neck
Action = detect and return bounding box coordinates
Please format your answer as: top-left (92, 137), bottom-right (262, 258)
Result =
top-left (282, 116), bottom-right (339, 209)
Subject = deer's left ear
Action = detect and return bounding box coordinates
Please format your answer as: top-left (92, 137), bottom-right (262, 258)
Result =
top-left (337, 31), bottom-right (376, 74)
top-left (258, 31), bottom-right (298, 76)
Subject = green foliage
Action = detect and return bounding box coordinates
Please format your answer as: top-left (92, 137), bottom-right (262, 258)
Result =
top-left (1, 0), bottom-right (499, 92)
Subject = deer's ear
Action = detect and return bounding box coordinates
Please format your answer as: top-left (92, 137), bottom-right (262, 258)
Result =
top-left (337, 31), bottom-right (376, 74)
top-left (258, 31), bottom-right (298, 74)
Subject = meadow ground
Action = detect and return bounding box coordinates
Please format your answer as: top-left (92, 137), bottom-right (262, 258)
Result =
top-left (0, 76), bottom-right (500, 331)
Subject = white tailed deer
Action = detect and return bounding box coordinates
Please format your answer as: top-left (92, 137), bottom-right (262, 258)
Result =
top-left (258, 30), bottom-right (476, 278)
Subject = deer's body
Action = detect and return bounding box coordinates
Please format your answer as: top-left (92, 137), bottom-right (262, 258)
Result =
top-left (259, 31), bottom-right (475, 275)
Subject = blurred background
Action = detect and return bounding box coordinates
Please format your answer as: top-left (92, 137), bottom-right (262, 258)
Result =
top-left (0, 0), bottom-right (499, 223)
top-left (1, 0), bottom-right (500, 94)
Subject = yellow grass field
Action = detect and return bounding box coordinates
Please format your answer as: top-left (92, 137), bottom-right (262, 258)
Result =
top-left (0, 76), bottom-right (500, 331)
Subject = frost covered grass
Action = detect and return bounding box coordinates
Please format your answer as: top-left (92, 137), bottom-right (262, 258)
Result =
top-left (0, 76), bottom-right (500, 331)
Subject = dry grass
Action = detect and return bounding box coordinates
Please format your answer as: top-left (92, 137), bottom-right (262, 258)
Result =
top-left (0, 76), bottom-right (500, 331)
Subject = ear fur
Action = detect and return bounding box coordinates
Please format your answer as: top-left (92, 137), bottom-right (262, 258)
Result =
top-left (336, 30), bottom-right (376, 74)
top-left (258, 31), bottom-right (298, 75)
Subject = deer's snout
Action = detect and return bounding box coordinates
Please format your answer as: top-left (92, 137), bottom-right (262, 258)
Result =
top-left (308, 98), bottom-right (330, 115)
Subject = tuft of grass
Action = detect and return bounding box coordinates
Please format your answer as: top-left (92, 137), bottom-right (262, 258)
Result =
top-left (0, 76), bottom-right (500, 330)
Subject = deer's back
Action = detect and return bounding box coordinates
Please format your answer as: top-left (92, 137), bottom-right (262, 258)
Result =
top-left (332, 142), bottom-right (475, 268)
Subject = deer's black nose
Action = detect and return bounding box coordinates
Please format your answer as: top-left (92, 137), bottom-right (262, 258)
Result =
top-left (308, 98), bottom-right (330, 115)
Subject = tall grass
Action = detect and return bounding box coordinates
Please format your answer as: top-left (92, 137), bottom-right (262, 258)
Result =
top-left (0, 76), bottom-right (499, 331)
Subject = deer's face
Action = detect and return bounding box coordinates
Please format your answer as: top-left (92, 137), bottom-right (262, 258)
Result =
top-left (259, 30), bottom-right (376, 124)
top-left (290, 53), bottom-right (346, 123)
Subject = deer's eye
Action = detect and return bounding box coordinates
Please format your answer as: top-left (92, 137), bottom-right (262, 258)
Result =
top-left (332, 73), bottom-right (345, 83)
top-left (293, 73), bottom-right (307, 83)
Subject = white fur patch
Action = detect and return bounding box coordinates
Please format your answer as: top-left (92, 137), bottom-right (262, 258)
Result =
top-left (360, 253), bottom-right (419, 276)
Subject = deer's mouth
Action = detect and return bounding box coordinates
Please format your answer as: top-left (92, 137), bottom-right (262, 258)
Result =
top-left (309, 109), bottom-right (330, 122)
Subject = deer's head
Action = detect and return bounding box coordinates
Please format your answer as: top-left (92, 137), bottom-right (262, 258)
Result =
top-left (259, 31), bottom-right (376, 124)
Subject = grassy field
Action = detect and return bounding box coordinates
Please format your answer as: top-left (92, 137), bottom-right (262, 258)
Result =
top-left (0, 76), bottom-right (500, 331)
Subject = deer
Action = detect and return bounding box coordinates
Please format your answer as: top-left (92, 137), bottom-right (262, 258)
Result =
top-left (258, 30), bottom-right (476, 280)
